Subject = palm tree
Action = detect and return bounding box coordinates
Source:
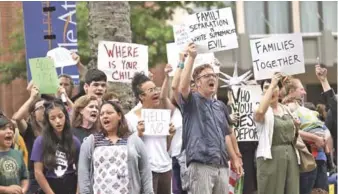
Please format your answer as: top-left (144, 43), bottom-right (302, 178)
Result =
top-left (87, 1), bottom-right (134, 112)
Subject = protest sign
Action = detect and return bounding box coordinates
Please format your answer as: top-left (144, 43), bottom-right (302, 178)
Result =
top-left (29, 57), bottom-right (59, 94)
top-left (47, 47), bottom-right (77, 68)
top-left (178, 7), bottom-right (238, 53)
top-left (23, 1), bottom-right (80, 85)
top-left (230, 85), bottom-right (261, 141)
top-left (141, 109), bottom-right (171, 136)
top-left (97, 41), bottom-right (148, 83)
top-left (250, 33), bottom-right (305, 80)
top-left (166, 43), bottom-right (218, 77)
top-left (173, 24), bottom-right (190, 51)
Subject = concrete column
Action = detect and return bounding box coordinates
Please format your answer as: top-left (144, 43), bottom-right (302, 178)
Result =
top-left (236, 1), bottom-right (245, 34)
top-left (292, 1), bottom-right (301, 32)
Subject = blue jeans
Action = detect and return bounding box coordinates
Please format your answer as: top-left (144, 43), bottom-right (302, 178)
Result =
top-left (172, 157), bottom-right (187, 194)
top-left (300, 160), bottom-right (329, 194)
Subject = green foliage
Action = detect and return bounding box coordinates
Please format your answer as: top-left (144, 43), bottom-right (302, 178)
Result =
top-left (0, 9), bottom-right (26, 83)
top-left (0, 1), bottom-right (229, 83)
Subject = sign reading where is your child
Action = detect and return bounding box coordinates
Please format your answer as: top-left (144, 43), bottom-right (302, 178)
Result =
top-left (98, 41), bottom-right (148, 83)
top-left (250, 33), bottom-right (305, 80)
top-left (175, 7), bottom-right (238, 53)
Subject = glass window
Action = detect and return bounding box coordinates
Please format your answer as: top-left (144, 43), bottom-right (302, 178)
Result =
top-left (300, 2), bottom-right (320, 32)
top-left (245, 1), bottom-right (265, 34)
top-left (245, 1), bottom-right (290, 34)
top-left (268, 2), bottom-right (290, 33)
top-left (322, 1), bottom-right (338, 32)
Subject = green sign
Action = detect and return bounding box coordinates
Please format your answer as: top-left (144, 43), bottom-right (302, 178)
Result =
top-left (29, 57), bottom-right (58, 94)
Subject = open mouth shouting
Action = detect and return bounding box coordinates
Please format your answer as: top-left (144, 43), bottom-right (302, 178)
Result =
top-left (90, 112), bottom-right (98, 120)
top-left (3, 134), bottom-right (13, 146)
top-left (102, 119), bottom-right (111, 129)
top-left (95, 92), bottom-right (103, 98)
top-left (151, 94), bottom-right (160, 103)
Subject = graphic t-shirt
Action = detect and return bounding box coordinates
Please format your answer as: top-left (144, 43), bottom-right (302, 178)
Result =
top-left (30, 136), bottom-right (81, 178)
top-left (72, 127), bottom-right (92, 143)
top-left (0, 149), bottom-right (28, 186)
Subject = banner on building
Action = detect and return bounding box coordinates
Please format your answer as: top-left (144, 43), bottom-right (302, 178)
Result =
top-left (97, 41), bottom-right (148, 83)
top-left (23, 1), bottom-right (79, 84)
top-left (250, 33), bottom-right (305, 81)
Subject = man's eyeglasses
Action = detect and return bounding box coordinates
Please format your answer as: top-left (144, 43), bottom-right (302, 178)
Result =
top-left (196, 73), bottom-right (218, 80)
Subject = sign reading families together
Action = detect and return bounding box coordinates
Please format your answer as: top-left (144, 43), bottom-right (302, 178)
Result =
top-left (142, 109), bottom-right (171, 136)
top-left (174, 7), bottom-right (238, 53)
top-left (98, 41), bottom-right (148, 83)
top-left (250, 33), bottom-right (305, 80)
top-left (230, 85), bottom-right (262, 141)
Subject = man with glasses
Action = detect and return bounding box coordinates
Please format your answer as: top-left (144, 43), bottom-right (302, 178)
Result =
top-left (178, 43), bottom-right (243, 194)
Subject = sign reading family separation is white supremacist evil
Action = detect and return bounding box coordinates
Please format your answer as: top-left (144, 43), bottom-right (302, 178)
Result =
top-left (230, 85), bottom-right (262, 141)
top-left (175, 7), bottom-right (238, 53)
top-left (141, 109), bottom-right (171, 136)
top-left (98, 41), bottom-right (148, 83)
top-left (250, 33), bottom-right (305, 80)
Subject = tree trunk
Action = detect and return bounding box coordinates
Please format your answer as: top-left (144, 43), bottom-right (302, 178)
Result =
top-left (87, 2), bottom-right (135, 112)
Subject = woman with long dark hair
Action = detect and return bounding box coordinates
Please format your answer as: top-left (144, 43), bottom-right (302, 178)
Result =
top-left (31, 100), bottom-right (81, 194)
top-left (71, 95), bottom-right (99, 143)
top-left (78, 101), bottom-right (153, 194)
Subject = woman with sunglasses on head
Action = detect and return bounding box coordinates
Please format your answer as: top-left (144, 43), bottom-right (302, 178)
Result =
top-left (12, 84), bottom-right (46, 194)
top-left (71, 95), bottom-right (99, 143)
top-left (30, 100), bottom-right (81, 194)
top-left (78, 101), bottom-right (153, 194)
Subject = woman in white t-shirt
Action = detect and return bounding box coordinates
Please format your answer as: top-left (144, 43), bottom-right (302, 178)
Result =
top-left (126, 72), bottom-right (175, 194)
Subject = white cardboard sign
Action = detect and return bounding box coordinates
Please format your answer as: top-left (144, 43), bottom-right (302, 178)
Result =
top-left (97, 41), bottom-right (148, 83)
top-left (250, 33), bottom-right (305, 80)
top-left (46, 47), bottom-right (77, 68)
top-left (175, 7), bottom-right (238, 53)
top-left (141, 109), bottom-right (171, 136)
top-left (230, 85), bottom-right (262, 141)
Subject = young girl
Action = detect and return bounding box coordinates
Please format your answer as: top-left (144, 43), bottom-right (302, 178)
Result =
top-left (31, 100), bottom-right (81, 194)
top-left (71, 95), bottom-right (99, 143)
top-left (78, 101), bottom-right (153, 194)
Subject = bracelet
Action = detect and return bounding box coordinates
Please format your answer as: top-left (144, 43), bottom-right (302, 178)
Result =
top-left (177, 62), bottom-right (184, 69)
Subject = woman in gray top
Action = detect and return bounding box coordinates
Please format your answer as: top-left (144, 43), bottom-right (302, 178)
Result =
top-left (78, 101), bottom-right (154, 194)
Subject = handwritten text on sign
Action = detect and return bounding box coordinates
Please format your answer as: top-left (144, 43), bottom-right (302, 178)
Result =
top-left (230, 85), bottom-right (262, 141)
top-left (142, 109), bottom-right (171, 136)
top-left (29, 57), bottom-right (59, 94)
top-left (183, 7), bottom-right (238, 53)
top-left (250, 33), bottom-right (305, 80)
top-left (98, 41), bottom-right (148, 83)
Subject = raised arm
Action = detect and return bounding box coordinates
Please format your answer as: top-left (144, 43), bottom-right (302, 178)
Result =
top-left (171, 50), bottom-right (187, 104)
top-left (254, 73), bottom-right (283, 123)
top-left (315, 64), bottom-right (337, 114)
top-left (12, 85), bottom-right (40, 134)
top-left (179, 43), bottom-right (197, 100)
top-left (159, 64), bottom-right (176, 112)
